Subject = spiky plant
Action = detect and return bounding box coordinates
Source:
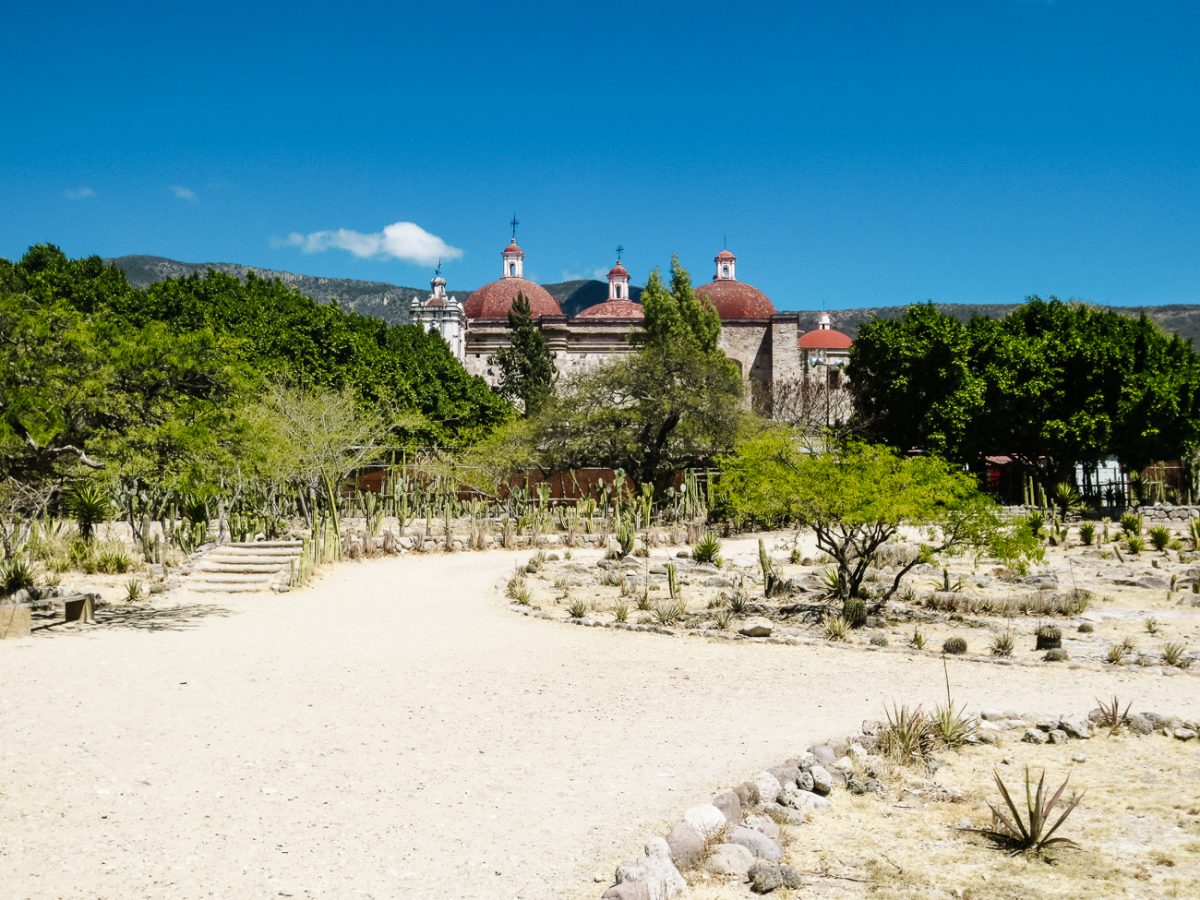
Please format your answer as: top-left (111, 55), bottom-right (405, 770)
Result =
top-left (823, 614), bottom-right (851, 641)
top-left (1162, 641), bottom-right (1189, 668)
top-left (1052, 482), bottom-right (1082, 518)
top-left (910, 626), bottom-right (927, 650)
top-left (567, 597), bottom-right (588, 619)
top-left (1035, 624), bottom-right (1062, 650)
top-left (665, 562), bottom-right (678, 599)
top-left (942, 636), bottom-right (968, 655)
top-left (1043, 647), bottom-right (1069, 662)
top-left (67, 481), bottom-right (113, 543)
top-left (1077, 522), bottom-right (1095, 546)
top-left (1126, 534), bottom-right (1144, 554)
top-left (513, 585), bottom-right (532, 606)
top-left (728, 588), bottom-right (748, 615)
top-left (691, 532), bottom-right (723, 566)
top-left (877, 703), bottom-right (934, 765)
top-left (653, 599), bottom-right (687, 626)
top-left (1, 557), bottom-right (35, 596)
top-left (125, 578), bottom-right (143, 602)
top-left (612, 602), bottom-right (629, 623)
top-left (990, 630), bottom-right (1015, 657)
top-left (981, 767), bottom-right (1084, 855)
top-left (1105, 643), bottom-right (1129, 665)
top-left (758, 538), bottom-right (778, 597)
top-left (1144, 617), bottom-right (1159, 635)
top-left (1095, 696), bottom-right (1131, 735)
top-left (843, 596), bottom-right (867, 628)
top-left (1148, 524), bottom-right (1172, 552)
top-left (712, 609), bottom-right (733, 631)
top-left (1119, 512), bottom-right (1142, 537)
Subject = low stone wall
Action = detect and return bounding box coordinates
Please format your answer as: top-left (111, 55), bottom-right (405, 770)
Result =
top-left (598, 707), bottom-right (1199, 898)
top-left (1134, 504), bottom-right (1200, 522)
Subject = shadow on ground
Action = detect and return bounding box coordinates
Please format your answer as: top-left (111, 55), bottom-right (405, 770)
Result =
top-left (32, 602), bottom-right (235, 635)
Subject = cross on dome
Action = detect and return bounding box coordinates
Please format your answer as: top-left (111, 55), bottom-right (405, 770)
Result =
top-left (607, 246), bottom-right (630, 301)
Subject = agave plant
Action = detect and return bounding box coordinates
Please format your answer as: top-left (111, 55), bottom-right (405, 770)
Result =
top-left (1147, 524), bottom-right (1172, 552)
top-left (877, 703), bottom-right (934, 765)
top-left (67, 481), bottom-right (114, 543)
top-left (1095, 695), bottom-right (1131, 735)
top-left (691, 532), bottom-right (722, 566)
top-left (981, 767), bottom-right (1084, 855)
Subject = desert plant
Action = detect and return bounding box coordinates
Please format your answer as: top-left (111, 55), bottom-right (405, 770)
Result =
top-left (124, 578), bottom-right (143, 602)
top-left (567, 597), bottom-right (588, 619)
top-left (1077, 522), bottom-right (1095, 546)
top-left (1095, 696), bottom-right (1131, 735)
top-left (1144, 617), bottom-right (1159, 635)
top-left (869, 633), bottom-right (889, 647)
top-left (823, 614), bottom-right (851, 641)
top-left (67, 481), bottom-right (113, 543)
top-left (1, 556), bottom-right (35, 596)
top-left (1119, 512), bottom-right (1142, 537)
top-left (821, 566), bottom-right (844, 600)
top-left (758, 538), bottom-right (779, 597)
top-left (1043, 647), bottom-right (1069, 662)
top-left (981, 767), bottom-right (1084, 855)
top-left (615, 522), bottom-right (636, 558)
top-left (842, 596), bottom-right (867, 628)
top-left (665, 562), bottom-right (678, 599)
top-left (505, 574), bottom-right (526, 600)
top-left (1052, 482), bottom-right (1082, 518)
top-left (1035, 624), bottom-right (1062, 650)
top-left (712, 609), bottom-right (733, 630)
top-left (899, 585), bottom-right (917, 604)
top-left (691, 532), bottom-right (722, 566)
top-left (653, 599), bottom-right (687, 626)
top-left (877, 703), bottom-right (934, 765)
top-left (513, 585), bottom-right (532, 606)
top-left (1162, 641), bottom-right (1189, 668)
top-left (910, 627), bottom-right (927, 650)
top-left (1026, 511), bottom-right (1045, 537)
top-left (728, 587), bottom-right (748, 615)
top-left (1077, 622), bottom-right (1094, 634)
top-left (1105, 643), bottom-right (1129, 665)
top-left (612, 602), bottom-right (629, 623)
top-left (931, 702), bottom-right (978, 748)
top-left (942, 635), bottom-right (968, 655)
top-left (990, 630), bottom-right (1015, 657)
top-left (1148, 524), bottom-right (1171, 552)
top-left (1126, 534), bottom-right (1144, 554)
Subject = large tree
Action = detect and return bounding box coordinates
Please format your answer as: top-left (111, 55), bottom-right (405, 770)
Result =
top-left (488, 292), bottom-right (556, 416)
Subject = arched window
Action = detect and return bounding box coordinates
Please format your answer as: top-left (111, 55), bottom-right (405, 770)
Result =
top-left (508, 263), bottom-right (516, 276)
top-left (722, 265), bottom-right (730, 278)
top-left (615, 284), bottom-right (622, 298)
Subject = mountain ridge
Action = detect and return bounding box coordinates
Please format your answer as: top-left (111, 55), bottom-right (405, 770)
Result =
top-left (107, 255), bottom-right (1200, 343)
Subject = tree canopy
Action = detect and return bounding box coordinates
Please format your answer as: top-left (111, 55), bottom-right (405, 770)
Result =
top-left (488, 292), bottom-right (556, 416)
top-left (849, 299), bottom-right (1200, 482)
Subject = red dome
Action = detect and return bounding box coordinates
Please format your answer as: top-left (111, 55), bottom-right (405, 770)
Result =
top-left (464, 278), bottom-right (562, 319)
top-left (575, 300), bottom-right (645, 319)
top-left (716, 249), bottom-right (736, 260)
top-left (695, 280), bottom-right (776, 319)
top-left (798, 328), bottom-right (853, 350)
top-left (501, 241), bottom-right (525, 257)
top-left (608, 263), bottom-right (629, 278)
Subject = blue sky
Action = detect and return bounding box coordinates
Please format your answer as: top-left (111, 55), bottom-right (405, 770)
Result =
top-left (3, 0), bottom-right (1198, 309)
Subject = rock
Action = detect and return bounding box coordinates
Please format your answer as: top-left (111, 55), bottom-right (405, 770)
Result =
top-left (733, 781), bottom-right (761, 809)
top-left (1127, 713), bottom-right (1156, 735)
top-left (1059, 715), bottom-right (1092, 739)
top-left (1022, 728), bottom-right (1050, 745)
top-left (664, 821), bottom-right (705, 869)
top-left (738, 616), bottom-right (774, 637)
top-left (1174, 728), bottom-right (1198, 741)
top-left (728, 825), bottom-right (782, 860)
top-left (744, 814), bottom-right (781, 841)
top-left (847, 743), bottom-right (867, 761)
top-left (704, 843), bottom-right (754, 877)
top-left (768, 765), bottom-right (801, 790)
top-left (809, 765), bottom-right (834, 796)
top-left (768, 803), bottom-right (807, 825)
top-left (748, 862), bottom-right (804, 894)
top-left (1047, 729), bottom-right (1069, 745)
top-left (848, 776), bottom-right (885, 795)
top-left (712, 790), bottom-right (742, 824)
top-left (1036, 717), bottom-right (1058, 732)
top-left (602, 882), bottom-right (651, 900)
top-left (797, 751), bottom-right (819, 771)
top-left (683, 803), bottom-right (727, 839)
top-left (1072, 752), bottom-right (1088, 763)
top-left (832, 756), bottom-right (855, 777)
top-left (809, 744), bottom-right (837, 765)
top-left (753, 771), bottom-right (783, 805)
top-left (779, 785), bottom-right (832, 811)
top-left (615, 838), bottom-right (687, 899)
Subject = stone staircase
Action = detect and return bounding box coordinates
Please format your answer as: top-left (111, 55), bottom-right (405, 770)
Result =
top-left (187, 540), bottom-right (304, 593)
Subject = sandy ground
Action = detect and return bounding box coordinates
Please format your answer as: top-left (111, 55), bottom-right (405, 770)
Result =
top-left (2, 545), bottom-right (1198, 900)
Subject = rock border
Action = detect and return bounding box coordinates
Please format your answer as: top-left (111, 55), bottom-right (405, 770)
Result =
top-left (597, 705), bottom-right (1200, 898)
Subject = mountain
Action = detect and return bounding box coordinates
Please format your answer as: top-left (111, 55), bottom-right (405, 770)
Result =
top-left (107, 256), bottom-right (1200, 344)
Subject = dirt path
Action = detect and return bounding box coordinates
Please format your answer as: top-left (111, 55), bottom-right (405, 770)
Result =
top-left (2, 547), bottom-right (1196, 899)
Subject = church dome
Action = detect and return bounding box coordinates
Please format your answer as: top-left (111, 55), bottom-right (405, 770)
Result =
top-left (575, 299), bottom-right (645, 319)
top-left (695, 280), bottom-right (776, 319)
top-left (463, 278), bottom-right (562, 319)
top-left (798, 327), bottom-right (852, 350)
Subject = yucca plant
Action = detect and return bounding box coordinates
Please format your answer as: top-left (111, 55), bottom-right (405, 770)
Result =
top-left (877, 703), bottom-right (934, 765)
top-left (67, 481), bottom-right (114, 543)
top-left (567, 597), bottom-right (588, 619)
top-left (1095, 696), bottom-right (1131, 735)
top-left (1076, 522), bottom-right (1094, 546)
top-left (712, 609), bottom-right (733, 631)
top-left (1147, 524), bottom-right (1172, 552)
top-left (1, 556), bottom-right (35, 596)
top-left (513, 585), bottom-right (532, 606)
top-left (1162, 641), bottom-right (1189, 668)
top-left (931, 702), bottom-right (977, 748)
top-left (612, 602), bottom-right (629, 623)
top-left (1105, 643), bottom-right (1129, 665)
top-left (990, 630), bottom-right (1015, 657)
top-left (653, 599), bottom-right (687, 626)
top-left (125, 578), bottom-right (143, 602)
top-left (910, 626), bottom-right (927, 650)
top-left (691, 532), bottom-right (722, 566)
top-left (1126, 534), bottom-right (1144, 554)
top-left (823, 614), bottom-right (851, 641)
top-left (981, 767), bottom-right (1084, 855)
top-left (1119, 512), bottom-right (1142, 537)
top-left (728, 588), bottom-right (748, 615)
top-left (1052, 482), bottom-right (1081, 518)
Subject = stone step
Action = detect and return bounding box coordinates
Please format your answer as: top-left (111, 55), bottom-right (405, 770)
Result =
top-left (197, 562), bottom-right (290, 574)
top-left (194, 572), bottom-right (275, 585)
top-left (226, 540), bottom-right (303, 548)
top-left (215, 547), bottom-right (302, 557)
top-left (190, 582), bottom-right (275, 594)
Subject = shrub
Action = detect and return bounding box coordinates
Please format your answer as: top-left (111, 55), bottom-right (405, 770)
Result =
top-left (910, 627), bottom-right (927, 650)
top-left (1162, 641), bottom-right (1189, 668)
top-left (1077, 522), bottom-right (1095, 546)
top-left (1126, 534), bottom-right (1144, 555)
top-left (877, 703), bottom-right (934, 765)
top-left (505, 574), bottom-right (526, 600)
top-left (728, 589), bottom-right (748, 615)
top-left (1043, 647), bottom-right (1070, 662)
top-left (712, 609), bottom-right (732, 631)
top-left (691, 532), bottom-right (723, 566)
top-left (513, 585), bottom-right (532, 606)
top-left (982, 767), bottom-right (1084, 855)
top-left (1, 557), bottom-right (35, 596)
top-left (1148, 525), bottom-right (1172, 552)
top-left (943, 636), bottom-right (968, 655)
top-left (932, 703), bottom-right (978, 748)
top-left (1035, 624), bottom-right (1062, 650)
top-left (1105, 643), bottom-right (1129, 665)
top-left (612, 602), bottom-right (629, 623)
top-left (567, 598), bottom-right (588, 619)
top-left (1119, 512), bottom-right (1142, 537)
top-left (869, 633), bottom-right (889, 647)
top-left (67, 481), bottom-right (113, 543)
top-left (125, 578), bottom-right (143, 602)
top-left (990, 631), bottom-right (1015, 657)
top-left (1095, 696), bottom-right (1131, 735)
top-left (653, 599), bottom-right (687, 626)
top-left (823, 614), bottom-right (851, 641)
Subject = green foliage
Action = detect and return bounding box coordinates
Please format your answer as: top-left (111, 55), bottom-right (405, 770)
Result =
top-left (1078, 522), bottom-right (1095, 545)
top-left (877, 704), bottom-right (935, 765)
top-left (722, 433), bottom-right (999, 604)
top-left (653, 598), bottom-right (687, 626)
top-left (1052, 482), bottom-right (1081, 517)
top-left (1147, 524), bottom-right (1172, 551)
top-left (691, 532), bottom-right (722, 565)
top-left (931, 702), bottom-right (978, 748)
top-left (910, 627), bottom-right (927, 650)
top-left (613, 521), bottom-right (636, 559)
top-left (942, 636), bottom-right (968, 655)
top-left (991, 630), bottom-right (1015, 657)
top-left (1, 556), bottom-right (34, 595)
top-left (823, 614), bottom-right (851, 641)
top-left (66, 481), bottom-right (113, 542)
top-left (489, 293), bottom-right (556, 417)
top-left (1119, 512), bottom-right (1142, 536)
top-left (612, 602), bottom-right (629, 623)
top-left (1162, 641), bottom-right (1189, 668)
top-left (1105, 643), bottom-right (1129, 665)
top-left (1035, 624), bottom-right (1062, 650)
top-left (567, 597), bottom-right (588, 619)
top-left (665, 562), bottom-right (678, 599)
top-left (842, 596), bottom-right (867, 628)
top-left (982, 768), bottom-right (1084, 855)
top-left (125, 578), bottom-right (143, 602)
top-left (1126, 534), bottom-right (1145, 554)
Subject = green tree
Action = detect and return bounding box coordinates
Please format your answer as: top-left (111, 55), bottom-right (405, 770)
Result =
top-left (488, 292), bottom-right (556, 416)
top-left (720, 430), bottom-right (999, 616)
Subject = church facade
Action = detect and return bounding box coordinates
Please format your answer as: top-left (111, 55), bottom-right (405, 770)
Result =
top-left (411, 234), bottom-right (852, 415)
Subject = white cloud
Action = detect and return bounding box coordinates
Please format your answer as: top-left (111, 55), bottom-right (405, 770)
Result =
top-left (171, 185), bottom-right (198, 202)
top-left (279, 221), bottom-right (463, 267)
top-left (63, 186), bottom-right (96, 200)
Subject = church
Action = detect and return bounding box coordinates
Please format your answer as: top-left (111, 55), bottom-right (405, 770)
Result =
top-left (412, 231), bottom-right (852, 415)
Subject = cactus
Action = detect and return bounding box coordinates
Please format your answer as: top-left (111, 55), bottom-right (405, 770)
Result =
top-left (665, 562), bottom-right (678, 599)
top-left (758, 538), bottom-right (778, 597)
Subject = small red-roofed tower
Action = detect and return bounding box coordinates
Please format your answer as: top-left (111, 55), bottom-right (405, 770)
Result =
top-left (715, 249), bottom-right (737, 282)
top-left (607, 247), bottom-right (630, 300)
